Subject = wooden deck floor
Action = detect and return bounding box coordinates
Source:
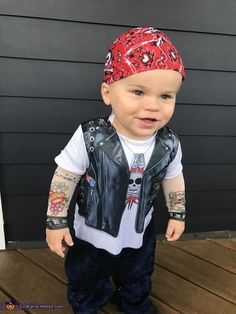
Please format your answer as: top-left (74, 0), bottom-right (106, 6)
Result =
top-left (0, 238), bottom-right (236, 313)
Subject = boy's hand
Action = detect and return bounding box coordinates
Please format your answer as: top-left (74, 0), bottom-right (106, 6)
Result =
top-left (46, 228), bottom-right (74, 258)
top-left (165, 219), bottom-right (185, 241)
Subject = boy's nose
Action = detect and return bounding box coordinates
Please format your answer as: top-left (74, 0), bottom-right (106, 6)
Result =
top-left (143, 98), bottom-right (160, 111)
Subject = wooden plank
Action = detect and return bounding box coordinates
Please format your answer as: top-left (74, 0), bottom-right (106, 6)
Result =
top-left (1, 58), bottom-right (236, 106)
top-left (0, 16), bottom-right (123, 64)
top-left (151, 297), bottom-right (180, 314)
top-left (152, 265), bottom-right (236, 313)
top-left (0, 0), bottom-right (235, 35)
top-left (183, 214), bottom-right (236, 235)
top-left (179, 70), bottom-right (236, 107)
top-left (156, 243), bottom-right (236, 304)
top-left (0, 58), bottom-right (103, 99)
top-left (185, 191), bottom-right (236, 214)
top-left (3, 196), bottom-right (48, 223)
top-left (0, 289), bottom-right (9, 301)
top-left (181, 136), bottom-right (236, 163)
top-left (184, 164), bottom-right (236, 191)
top-left (209, 237), bottom-right (236, 251)
top-left (0, 250), bottom-right (73, 314)
top-left (101, 297), bottom-right (180, 314)
top-left (1, 16), bottom-right (236, 72)
top-left (172, 239), bottom-right (236, 274)
top-left (1, 164), bottom-right (54, 195)
top-left (18, 248), bottom-right (67, 283)
top-left (0, 97), bottom-right (111, 133)
top-left (0, 133), bottom-right (71, 165)
top-left (4, 222), bottom-right (46, 242)
top-left (169, 105), bottom-right (236, 136)
top-left (170, 31), bottom-right (236, 72)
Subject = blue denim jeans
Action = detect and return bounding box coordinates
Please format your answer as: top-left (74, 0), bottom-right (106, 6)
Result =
top-left (65, 219), bottom-right (157, 314)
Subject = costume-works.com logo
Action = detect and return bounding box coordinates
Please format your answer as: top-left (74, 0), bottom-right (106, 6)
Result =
top-left (5, 301), bottom-right (16, 311)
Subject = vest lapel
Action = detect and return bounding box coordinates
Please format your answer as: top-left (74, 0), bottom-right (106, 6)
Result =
top-left (145, 136), bottom-right (170, 171)
top-left (98, 129), bottom-right (129, 169)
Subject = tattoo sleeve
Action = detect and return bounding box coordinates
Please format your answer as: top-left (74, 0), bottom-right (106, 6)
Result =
top-left (162, 173), bottom-right (186, 221)
top-left (46, 166), bottom-right (81, 218)
top-left (168, 191), bottom-right (186, 213)
top-left (167, 191), bottom-right (186, 221)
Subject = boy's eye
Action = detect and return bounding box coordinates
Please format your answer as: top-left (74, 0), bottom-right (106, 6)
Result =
top-left (133, 90), bottom-right (144, 96)
top-left (161, 94), bottom-right (172, 100)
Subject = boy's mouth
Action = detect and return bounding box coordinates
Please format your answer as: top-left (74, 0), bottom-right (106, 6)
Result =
top-left (140, 118), bottom-right (157, 123)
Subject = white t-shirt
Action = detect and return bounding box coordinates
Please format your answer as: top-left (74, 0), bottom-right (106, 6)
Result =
top-left (55, 122), bottom-right (183, 255)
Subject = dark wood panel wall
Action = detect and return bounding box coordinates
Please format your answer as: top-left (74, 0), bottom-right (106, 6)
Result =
top-left (0, 0), bottom-right (236, 241)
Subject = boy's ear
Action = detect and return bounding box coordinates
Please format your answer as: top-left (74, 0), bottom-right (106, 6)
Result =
top-left (101, 82), bottom-right (111, 106)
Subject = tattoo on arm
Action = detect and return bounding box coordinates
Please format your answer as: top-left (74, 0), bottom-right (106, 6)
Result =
top-left (47, 167), bottom-right (81, 217)
top-left (54, 169), bottom-right (80, 184)
top-left (48, 181), bottom-right (70, 216)
top-left (168, 191), bottom-right (185, 213)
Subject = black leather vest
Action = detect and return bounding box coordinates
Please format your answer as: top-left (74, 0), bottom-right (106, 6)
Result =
top-left (77, 117), bottom-right (179, 237)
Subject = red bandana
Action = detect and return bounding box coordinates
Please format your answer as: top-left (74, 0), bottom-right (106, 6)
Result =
top-left (103, 27), bottom-right (185, 84)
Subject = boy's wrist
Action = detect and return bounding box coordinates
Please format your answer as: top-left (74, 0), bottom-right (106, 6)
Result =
top-left (169, 211), bottom-right (186, 221)
top-left (46, 216), bottom-right (68, 230)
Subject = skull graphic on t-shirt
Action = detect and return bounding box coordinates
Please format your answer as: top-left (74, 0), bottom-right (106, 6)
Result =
top-left (126, 153), bottom-right (145, 209)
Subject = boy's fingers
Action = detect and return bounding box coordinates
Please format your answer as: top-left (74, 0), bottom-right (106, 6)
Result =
top-left (57, 251), bottom-right (65, 258)
top-left (52, 234), bottom-right (73, 257)
top-left (46, 229), bottom-right (73, 257)
top-left (165, 232), bottom-right (171, 239)
top-left (48, 241), bottom-right (65, 258)
top-left (64, 233), bottom-right (74, 246)
top-left (167, 233), bottom-right (178, 241)
top-left (167, 229), bottom-right (182, 241)
top-left (166, 225), bottom-right (177, 241)
top-left (166, 234), bottom-right (174, 241)
top-left (165, 226), bottom-right (174, 239)
top-left (53, 244), bottom-right (65, 258)
top-left (165, 220), bottom-right (185, 241)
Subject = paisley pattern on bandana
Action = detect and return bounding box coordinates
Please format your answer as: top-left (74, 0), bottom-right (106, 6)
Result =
top-left (103, 27), bottom-right (185, 84)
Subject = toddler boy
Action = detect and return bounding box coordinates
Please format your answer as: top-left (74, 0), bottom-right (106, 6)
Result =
top-left (46, 27), bottom-right (186, 314)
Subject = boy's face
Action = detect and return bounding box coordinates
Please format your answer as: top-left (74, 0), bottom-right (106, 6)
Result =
top-left (101, 69), bottom-right (182, 140)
